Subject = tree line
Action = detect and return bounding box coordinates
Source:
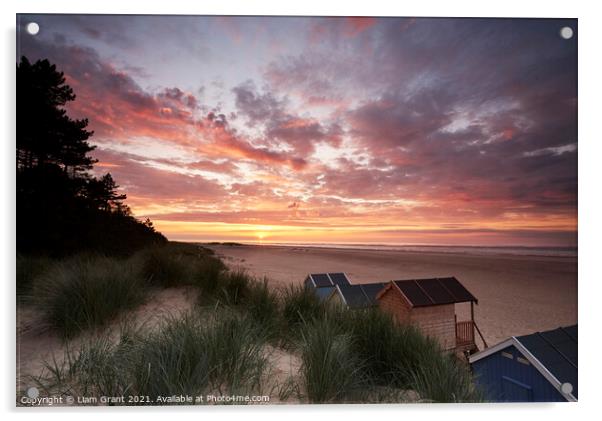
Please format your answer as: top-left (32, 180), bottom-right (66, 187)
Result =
top-left (17, 56), bottom-right (166, 256)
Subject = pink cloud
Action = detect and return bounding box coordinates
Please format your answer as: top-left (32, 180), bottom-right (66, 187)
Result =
top-left (344, 17), bottom-right (377, 36)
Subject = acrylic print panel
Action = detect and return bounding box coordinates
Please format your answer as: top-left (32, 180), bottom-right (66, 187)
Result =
top-left (16, 14), bottom-right (577, 406)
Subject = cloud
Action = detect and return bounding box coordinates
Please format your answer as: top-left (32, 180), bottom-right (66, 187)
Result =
top-left (17, 16), bottom-right (577, 246)
top-left (199, 112), bottom-right (309, 170)
top-left (20, 35), bottom-right (198, 145)
top-left (232, 82), bottom-right (344, 155)
top-left (90, 148), bottom-right (229, 214)
top-left (232, 81), bottom-right (284, 125)
top-left (20, 35), bottom-right (310, 171)
top-left (344, 17), bottom-right (377, 36)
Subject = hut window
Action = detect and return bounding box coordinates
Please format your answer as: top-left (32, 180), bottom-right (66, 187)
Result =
top-left (501, 351), bottom-right (514, 360)
top-left (516, 356), bottom-right (530, 366)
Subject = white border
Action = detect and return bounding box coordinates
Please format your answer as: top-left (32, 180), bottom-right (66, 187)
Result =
top-left (3, 1), bottom-right (601, 421)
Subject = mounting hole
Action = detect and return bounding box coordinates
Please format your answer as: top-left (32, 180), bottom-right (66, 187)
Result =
top-left (559, 26), bottom-right (573, 40)
top-left (560, 382), bottom-right (573, 395)
top-left (26, 386), bottom-right (39, 399)
top-left (26, 22), bottom-right (40, 35)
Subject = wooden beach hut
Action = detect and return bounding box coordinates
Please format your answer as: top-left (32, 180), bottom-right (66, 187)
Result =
top-left (303, 273), bottom-right (486, 354)
top-left (376, 277), bottom-right (486, 353)
top-left (468, 325), bottom-right (577, 402)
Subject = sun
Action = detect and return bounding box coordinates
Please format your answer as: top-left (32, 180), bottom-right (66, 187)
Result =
top-left (254, 225), bottom-right (274, 242)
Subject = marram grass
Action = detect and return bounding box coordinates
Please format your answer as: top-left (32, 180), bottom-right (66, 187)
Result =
top-left (32, 254), bottom-right (146, 338)
top-left (24, 242), bottom-right (484, 403)
top-left (34, 310), bottom-right (271, 404)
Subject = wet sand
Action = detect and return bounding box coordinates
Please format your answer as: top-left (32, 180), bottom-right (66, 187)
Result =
top-left (209, 244), bottom-right (577, 346)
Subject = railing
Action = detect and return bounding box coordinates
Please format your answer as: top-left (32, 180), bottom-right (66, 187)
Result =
top-left (456, 321), bottom-right (475, 347)
top-left (456, 320), bottom-right (489, 352)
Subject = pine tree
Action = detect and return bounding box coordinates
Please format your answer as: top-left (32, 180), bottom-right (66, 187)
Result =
top-left (17, 56), bottom-right (166, 256)
top-left (85, 173), bottom-right (127, 212)
top-left (17, 56), bottom-right (95, 173)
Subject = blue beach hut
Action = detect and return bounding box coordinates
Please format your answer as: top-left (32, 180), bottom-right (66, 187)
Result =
top-left (469, 324), bottom-right (577, 402)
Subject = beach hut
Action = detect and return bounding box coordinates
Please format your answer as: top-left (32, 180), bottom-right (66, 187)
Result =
top-left (304, 272), bottom-right (352, 301)
top-left (375, 277), bottom-right (484, 352)
top-left (468, 325), bottom-right (577, 402)
top-left (327, 282), bottom-right (388, 309)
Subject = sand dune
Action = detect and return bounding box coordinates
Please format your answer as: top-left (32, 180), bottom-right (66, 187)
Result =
top-left (210, 244), bottom-right (577, 346)
top-left (17, 244), bottom-right (577, 396)
top-left (16, 287), bottom-right (197, 392)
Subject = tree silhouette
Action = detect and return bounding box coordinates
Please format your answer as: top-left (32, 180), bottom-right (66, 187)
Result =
top-left (17, 56), bottom-right (166, 256)
top-left (85, 173), bottom-right (128, 213)
top-left (17, 57), bottom-right (95, 173)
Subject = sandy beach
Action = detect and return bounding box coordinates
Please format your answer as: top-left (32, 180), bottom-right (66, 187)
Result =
top-left (209, 244), bottom-right (577, 346)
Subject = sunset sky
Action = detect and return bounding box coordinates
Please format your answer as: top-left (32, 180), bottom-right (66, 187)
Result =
top-left (17, 15), bottom-right (577, 246)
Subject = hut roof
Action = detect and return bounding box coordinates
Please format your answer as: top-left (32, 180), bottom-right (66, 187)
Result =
top-left (305, 272), bottom-right (351, 288)
top-left (377, 277), bottom-right (477, 307)
top-left (332, 282), bottom-right (388, 309)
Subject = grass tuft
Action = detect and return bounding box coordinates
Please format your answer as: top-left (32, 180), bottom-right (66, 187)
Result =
top-left (296, 307), bottom-right (483, 402)
top-left (138, 243), bottom-right (225, 289)
top-left (215, 269), bottom-right (252, 305)
top-left (298, 316), bottom-right (367, 403)
top-left (410, 353), bottom-right (484, 402)
top-left (333, 308), bottom-right (438, 388)
top-left (35, 310), bottom-right (271, 404)
top-left (32, 254), bottom-right (145, 338)
top-left (281, 284), bottom-right (325, 336)
top-left (243, 279), bottom-right (280, 335)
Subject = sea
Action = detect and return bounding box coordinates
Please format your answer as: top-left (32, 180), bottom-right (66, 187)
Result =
top-left (226, 242), bottom-right (577, 257)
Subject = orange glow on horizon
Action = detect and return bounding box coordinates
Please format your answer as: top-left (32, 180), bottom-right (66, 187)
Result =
top-left (148, 217), bottom-right (577, 247)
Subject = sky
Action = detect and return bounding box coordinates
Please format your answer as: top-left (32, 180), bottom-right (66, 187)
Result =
top-left (17, 15), bottom-right (578, 247)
